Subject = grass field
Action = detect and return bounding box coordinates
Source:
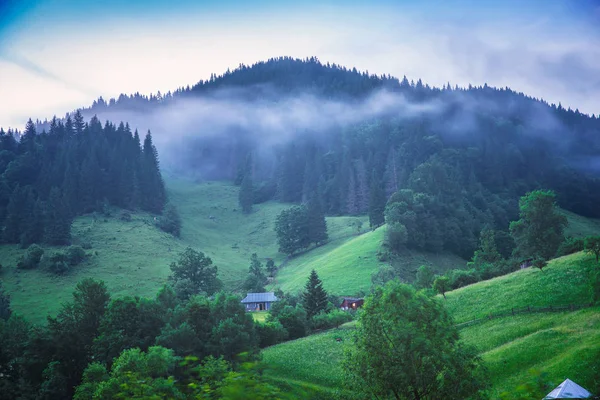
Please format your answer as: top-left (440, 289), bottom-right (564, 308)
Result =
top-left (260, 252), bottom-right (600, 399)
top-left (271, 225), bottom-right (466, 296)
top-left (0, 179), bottom-right (367, 323)
top-left (2, 177), bottom-right (600, 326)
top-left (262, 322), bottom-right (357, 399)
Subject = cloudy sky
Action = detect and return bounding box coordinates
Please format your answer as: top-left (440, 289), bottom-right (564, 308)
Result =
top-left (0, 0), bottom-right (599, 130)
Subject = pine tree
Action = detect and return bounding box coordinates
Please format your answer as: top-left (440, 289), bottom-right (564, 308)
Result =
top-left (347, 171), bottom-right (359, 215)
top-left (307, 194), bottom-right (328, 246)
top-left (238, 154), bottom-right (254, 214)
top-left (44, 187), bottom-right (72, 245)
top-left (368, 175), bottom-right (386, 230)
top-left (141, 131), bottom-right (167, 213)
top-left (355, 159), bottom-right (369, 213)
top-left (384, 147), bottom-right (399, 198)
top-left (302, 269), bottom-right (328, 319)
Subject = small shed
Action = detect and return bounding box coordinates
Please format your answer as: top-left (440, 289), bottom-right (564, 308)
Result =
top-left (340, 297), bottom-right (364, 310)
top-left (241, 292), bottom-right (279, 312)
top-left (544, 379), bottom-right (592, 399)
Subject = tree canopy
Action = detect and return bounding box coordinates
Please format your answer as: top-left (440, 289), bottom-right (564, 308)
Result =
top-left (344, 281), bottom-right (487, 399)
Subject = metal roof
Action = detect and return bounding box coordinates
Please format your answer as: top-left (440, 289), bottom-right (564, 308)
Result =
top-left (544, 379), bottom-right (592, 399)
top-left (241, 292), bottom-right (279, 303)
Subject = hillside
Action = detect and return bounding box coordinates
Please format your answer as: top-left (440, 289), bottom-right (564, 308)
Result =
top-left (271, 225), bottom-right (465, 295)
top-left (261, 252), bottom-right (600, 398)
top-left (3, 175), bottom-right (600, 324)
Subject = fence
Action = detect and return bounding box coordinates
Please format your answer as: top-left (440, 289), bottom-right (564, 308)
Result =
top-left (455, 302), bottom-right (596, 329)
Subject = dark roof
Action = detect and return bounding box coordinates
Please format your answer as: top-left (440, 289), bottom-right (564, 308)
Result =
top-left (241, 292), bottom-right (279, 303)
top-left (341, 297), bottom-right (363, 302)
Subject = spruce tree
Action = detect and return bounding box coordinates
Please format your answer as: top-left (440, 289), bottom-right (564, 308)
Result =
top-left (368, 176), bottom-right (386, 230)
top-left (141, 131), bottom-right (167, 213)
top-left (0, 281), bottom-right (11, 320)
top-left (302, 269), bottom-right (329, 319)
top-left (44, 187), bottom-right (72, 246)
top-left (307, 194), bottom-right (328, 246)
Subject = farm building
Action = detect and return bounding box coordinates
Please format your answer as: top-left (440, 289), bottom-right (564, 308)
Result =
top-left (241, 292), bottom-right (279, 312)
top-left (543, 379), bottom-right (592, 399)
top-left (340, 297), bottom-right (364, 310)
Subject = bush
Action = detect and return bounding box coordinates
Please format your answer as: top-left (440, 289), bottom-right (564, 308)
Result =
top-left (269, 305), bottom-right (307, 340)
top-left (556, 237), bottom-right (584, 257)
top-left (119, 211), bottom-right (132, 222)
top-left (41, 252), bottom-right (70, 275)
top-left (256, 320), bottom-right (288, 348)
top-left (448, 269), bottom-right (480, 290)
top-left (17, 244), bottom-right (44, 269)
top-left (158, 204), bottom-right (182, 237)
top-left (66, 246), bottom-right (87, 266)
top-left (311, 309), bottom-right (353, 330)
top-left (385, 223), bottom-right (407, 253)
top-left (81, 241), bottom-right (93, 250)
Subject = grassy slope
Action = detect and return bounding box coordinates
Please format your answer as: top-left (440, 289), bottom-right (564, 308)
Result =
top-left (271, 225), bottom-right (466, 296)
top-left (0, 179), bottom-right (364, 322)
top-left (261, 252), bottom-right (600, 398)
top-left (261, 322), bottom-right (357, 399)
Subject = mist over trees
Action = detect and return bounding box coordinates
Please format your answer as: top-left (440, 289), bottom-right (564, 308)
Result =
top-left (0, 113), bottom-right (168, 247)
top-left (36, 57), bottom-right (599, 261)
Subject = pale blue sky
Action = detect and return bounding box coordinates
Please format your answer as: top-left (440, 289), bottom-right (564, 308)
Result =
top-left (0, 0), bottom-right (599, 129)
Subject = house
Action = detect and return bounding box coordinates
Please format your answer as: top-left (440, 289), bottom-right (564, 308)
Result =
top-left (544, 379), bottom-right (592, 399)
top-left (241, 292), bottom-right (279, 312)
top-left (340, 297), bottom-right (364, 310)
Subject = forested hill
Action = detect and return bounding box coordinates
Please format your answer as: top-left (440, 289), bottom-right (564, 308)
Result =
top-left (0, 116), bottom-right (167, 247)
top-left (31, 57), bottom-right (600, 258)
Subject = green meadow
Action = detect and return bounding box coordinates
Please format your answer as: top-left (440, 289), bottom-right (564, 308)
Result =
top-left (261, 252), bottom-right (600, 399)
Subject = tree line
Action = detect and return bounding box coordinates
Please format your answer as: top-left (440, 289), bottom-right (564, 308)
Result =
top-left (0, 112), bottom-right (168, 247)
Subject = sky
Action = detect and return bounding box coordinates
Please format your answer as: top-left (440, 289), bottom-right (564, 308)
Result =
top-left (0, 0), bottom-right (599, 130)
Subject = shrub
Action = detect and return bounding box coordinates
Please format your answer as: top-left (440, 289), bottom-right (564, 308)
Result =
top-left (158, 204), bottom-right (182, 237)
top-left (17, 244), bottom-right (44, 269)
top-left (81, 241), bottom-right (93, 250)
top-left (385, 222), bottom-right (407, 253)
top-left (119, 211), bottom-right (132, 222)
top-left (66, 245), bottom-right (87, 266)
top-left (41, 252), bottom-right (70, 275)
top-left (556, 237), bottom-right (584, 257)
top-left (269, 305), bottom-right (307, 340)
top-left (448, 269), bottom-right (480, 290)
top-left (256, 320), bottom-right (288, 348)
top-left (311, 309), bottom-right (353, 330)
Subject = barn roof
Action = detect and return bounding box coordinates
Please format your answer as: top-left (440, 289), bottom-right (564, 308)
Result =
top-left (341, 297), bottom-right (363, 302)
top-left (544, 379), bottom-right (592, 399)
top-left (241, 292), bottom-right (278, 303)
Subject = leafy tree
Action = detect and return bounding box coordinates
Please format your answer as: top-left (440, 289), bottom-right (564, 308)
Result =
top-left (433, 275), bottom-right (450, 299)
top-left (385, 222), bottom-right (408, 252)
top-left (47, 279), bottom-right (110, 397)
top-left (510, 190), bottom-right (568, 260)
top-left (243, 253), bottom-right (268, 292)
top-left (239, 154), bottom-right (254, 214)
top-left (306, 195), bottom-right (328, 246)
top-left (17, 243), bottom-right (44, 269)
top-left (158, 203), bottom-right (182, 237)
top-left (532, 257), bottom-right (547, 272)
top-left (93, 297), bottom-right (165, 366)
top-left (344, 281), bottom-right (487, 400)
top-left (414, 265), bottom-right (434, 289)
top-left (584, 236), bottom-right (600, 263)
top-left (302, 270), bottom-right (328, 319)
top-left (169, 247), bottom-right (222, 299)
top-left (0, 281), bottom-right (11, 320)
top-left (268, 305), bottom-right (307, 340)
top-left (265, 259), bottom-right (277, 277)
top-left (275, 205), bottom-right (311, 255)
